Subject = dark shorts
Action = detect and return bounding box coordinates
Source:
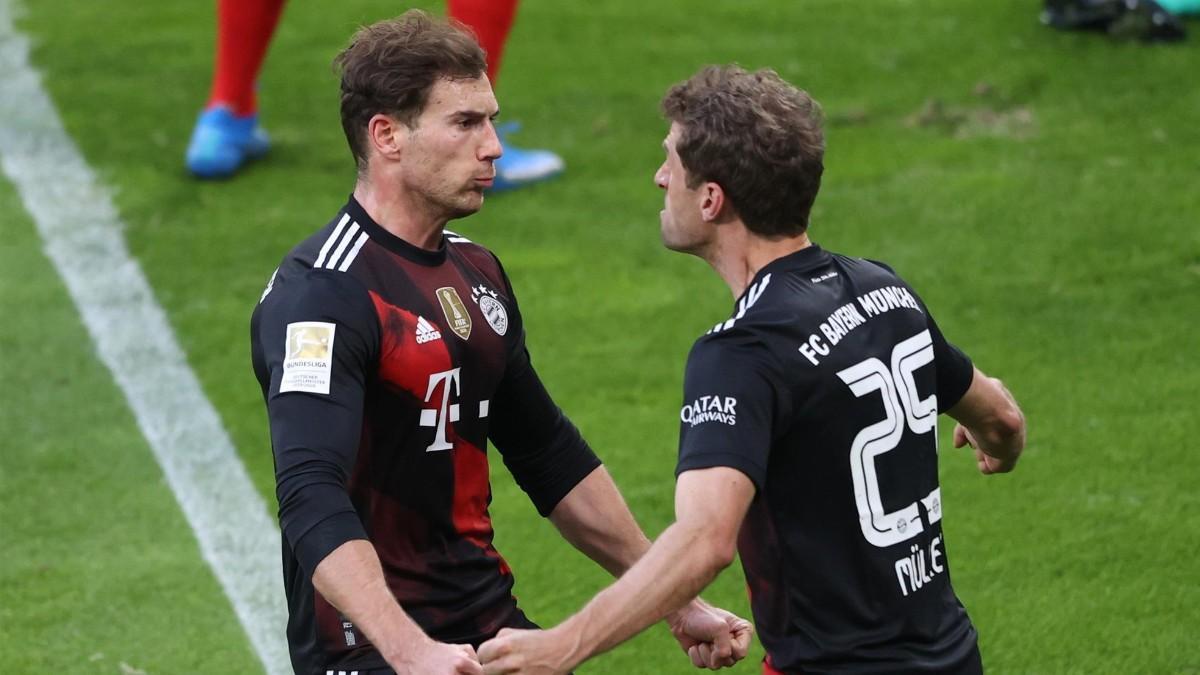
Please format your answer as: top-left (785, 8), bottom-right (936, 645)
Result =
top-left (348, 607), bottom-right (542, 675)
top-left (763, 643), bottom-right (984, 675)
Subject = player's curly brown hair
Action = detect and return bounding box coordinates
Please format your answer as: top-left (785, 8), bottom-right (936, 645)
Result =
top-left (334, 10), bottom-right (486, 170)
top-left (661, 65), bottom-right (825, 237)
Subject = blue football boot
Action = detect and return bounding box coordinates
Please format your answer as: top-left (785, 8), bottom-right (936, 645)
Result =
top-left (491, 122), bottom-right (564, 192)
top-left (185, 105), bottom-right (271, 179)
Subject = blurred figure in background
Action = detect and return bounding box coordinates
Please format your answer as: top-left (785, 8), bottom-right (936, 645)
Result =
top-left (186, 0), bottom-right (563, 190)
top-left (1158, 0), bottom-right (1200, 13)
top-left (1041, 0), bottom-right (1191, 40)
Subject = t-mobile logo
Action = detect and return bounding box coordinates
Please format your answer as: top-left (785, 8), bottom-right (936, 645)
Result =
top-left (420, 368), bottom-right (461, 452)
top-left (418, 368), bottom-right (490, 452)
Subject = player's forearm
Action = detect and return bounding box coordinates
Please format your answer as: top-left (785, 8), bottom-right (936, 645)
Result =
top-left (312, 539), bottom-right (433, 664)
top-left (949, 370), bottom-right (1026, 462)
top-left (966, 378), bottom-right (1026, 461)
top-left (548, 466), bottom-right (652, 577)
top-left (553, 519), bottom-right (733, 668)
top-left (548, 468), bottom-right (710, 630)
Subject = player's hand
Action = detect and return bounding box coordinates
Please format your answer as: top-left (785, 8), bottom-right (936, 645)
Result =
top-left (478, 627), bottom-right (574, 675)
top-left (668, 599), bottom-right (754, 670)
top-left (390, 638), bottom-right (483, 675)
top-left (953, 423), bottom-right (1017, 475)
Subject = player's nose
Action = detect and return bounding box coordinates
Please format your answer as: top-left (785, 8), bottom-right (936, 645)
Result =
top-left (480, 121), bottom-right (502, 162)
top-left (655, 162), bottom-right (668, 189)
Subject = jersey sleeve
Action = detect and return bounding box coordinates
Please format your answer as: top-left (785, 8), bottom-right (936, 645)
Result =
top-left (925, 310), bottom-right (973, 412)
top-left (252, 270), bottom-right (380, 576)
top-left (675, 335), bottom-right (789, 492)
top-left (486, 258), bottom-right (601, 516)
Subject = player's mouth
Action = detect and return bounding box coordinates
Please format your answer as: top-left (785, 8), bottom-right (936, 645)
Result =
top-left (475, 176), bottom-right (495, 188)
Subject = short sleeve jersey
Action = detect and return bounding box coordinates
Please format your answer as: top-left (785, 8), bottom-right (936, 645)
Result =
top-left (250, 197), bottom-right (600, 675)
top-left (676, 245), bottom-right (978, 674)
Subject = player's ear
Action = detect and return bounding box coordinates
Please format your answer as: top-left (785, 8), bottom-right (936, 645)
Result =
top-left (699, 181), bottom-right (726, 222)
top-left (366, 113), bottom-right (404, 162)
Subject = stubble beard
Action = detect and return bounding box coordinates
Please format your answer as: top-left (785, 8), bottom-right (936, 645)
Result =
top-left (417, 175), bottom-right (484, 222)
top-left (660, 215), bottom-right (701, 255)
top-left (444, 186), bottom-right (484, 221)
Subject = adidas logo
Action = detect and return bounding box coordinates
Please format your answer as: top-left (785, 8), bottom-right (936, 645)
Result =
top-left (416, 316), bottom-right (442, 344)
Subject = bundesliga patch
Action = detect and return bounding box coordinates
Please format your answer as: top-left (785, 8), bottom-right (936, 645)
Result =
top-left (680, 394), bottom-right (738, 427)
top-left (280, 321), bottom-right (336, 394)
top-left (471, 283), bottom-right (508, 336)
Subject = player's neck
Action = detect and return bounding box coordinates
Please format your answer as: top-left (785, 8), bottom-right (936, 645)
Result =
top-left (353, 182), bottom-right (448, 251)
top-left (706, 228), bottom-right (812, 299)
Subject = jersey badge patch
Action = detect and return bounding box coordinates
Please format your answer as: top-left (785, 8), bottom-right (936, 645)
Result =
top-left (471, 283), bottom-right (508, 336)
top-left (280, 321), bottom-right (336, 394)
top-left (415, 315), bottom-right (443, 344)
top-left (680, 395), bottom-right (738, 427)
top-left (436, 287), bottom-right (472, 340)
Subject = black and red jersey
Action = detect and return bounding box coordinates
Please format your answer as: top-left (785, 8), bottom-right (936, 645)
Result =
top-left (675, 246), bottom-right (980, 674)
top-left (250, 197), bottom-right (600, 675)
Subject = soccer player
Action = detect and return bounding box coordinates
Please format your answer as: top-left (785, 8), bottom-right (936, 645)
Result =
top-left (188, 0), bottom-right (563, 188)
top-left (250, 13), bottom-right (748, 675)
top-left (477, 65), bottom-right (1028, 675)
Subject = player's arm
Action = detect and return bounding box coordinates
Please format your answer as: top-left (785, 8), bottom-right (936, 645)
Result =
top-left (485, 260), bottom-right (605, 524)
top-left (479, 338), bottom-right (775, 674)
top-left (479, 467), bottom-right (755, 675)
top-left (544, 469), bottom-right (750, 664)
top-left (313, 541), bottom-right (482, 674)
top-left (487, 354), bottom-right (734, 629)
top-left (546, 465), bottom-right (649, 576)
top-left (946, 367), bottom-right (1026, 474)
top-left (920, 305), bottom-right (1026, 475)
top-left (486, 271), bottom-right (747, 662)
top-left (484, 261), bottom-right (641, 573)
top-left (257, 272), bottom-right (479, 675)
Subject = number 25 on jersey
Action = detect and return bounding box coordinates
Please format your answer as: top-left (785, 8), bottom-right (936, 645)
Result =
top-left (836, 330), bottom-right (941, 548)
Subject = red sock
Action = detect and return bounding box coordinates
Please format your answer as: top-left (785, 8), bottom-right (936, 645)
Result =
top-left (447, 0), bottom-right (519, 85)
top-left (207, 0), bottom-right (288, 116)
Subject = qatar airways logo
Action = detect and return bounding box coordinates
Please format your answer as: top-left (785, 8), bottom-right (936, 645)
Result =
top-left (680, 395), bottom-right (738, 427)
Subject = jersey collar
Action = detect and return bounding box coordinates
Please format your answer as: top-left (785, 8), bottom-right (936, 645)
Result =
top-left (344, 195), bottom-right (449, 267)
top-left (747, 244), bottom-right (830, 290)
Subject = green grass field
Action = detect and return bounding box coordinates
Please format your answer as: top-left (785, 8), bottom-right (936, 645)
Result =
top-left (2, 0), bottom-right (1198, 673)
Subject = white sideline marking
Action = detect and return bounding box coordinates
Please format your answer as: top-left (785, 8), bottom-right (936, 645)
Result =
top-left (0, 4), bottom-right (289, 673)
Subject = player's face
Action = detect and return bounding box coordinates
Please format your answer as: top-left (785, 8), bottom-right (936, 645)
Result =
top-left (401, 76), bottom-right (502, 219)
top-left (655, 124), bottom-right (708, 253)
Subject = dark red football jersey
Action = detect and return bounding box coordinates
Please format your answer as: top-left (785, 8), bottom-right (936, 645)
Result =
top-left (251, 197), bottom-right (599, 675)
